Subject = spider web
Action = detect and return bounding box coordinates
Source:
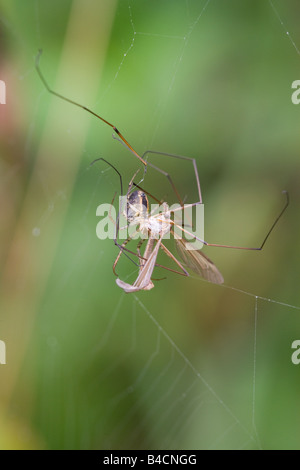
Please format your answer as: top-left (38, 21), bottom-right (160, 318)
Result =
top-left (1, 0), bottom-right (300, 450)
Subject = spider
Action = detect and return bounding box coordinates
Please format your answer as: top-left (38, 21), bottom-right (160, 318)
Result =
top-left (114, 187), bottom-right (224, 292)
top-left (36, 51), bottom-right (289, 291)
top-left (95, 159), bottom-right (288, 293)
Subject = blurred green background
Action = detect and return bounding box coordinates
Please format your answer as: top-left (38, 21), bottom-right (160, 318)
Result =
top-left (0, 0), bottom-right (300, 450)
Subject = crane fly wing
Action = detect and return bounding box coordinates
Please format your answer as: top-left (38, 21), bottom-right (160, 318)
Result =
top-left (116, 238), bottom-right (161, 293)
top-left (132, 239), bottom-right (161, 288)
top-left (116, 278), bottom-right (154, 293)
top-left (175, 238), bottom-right (224, 284)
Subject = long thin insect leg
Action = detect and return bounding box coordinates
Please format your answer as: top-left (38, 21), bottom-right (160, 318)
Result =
top-left (159, 242), bottom-right (189, 276)
top-left (35, 50), bottom-right (147, 166)
top-left (92, 158), bottom-right (143, 267)
top-left (90, 157), bottom-right (123, 195)
top-left (113, 235), bottom-right (137, 276)
top-left (141, 150), bottom-right (202, 204)
top-left (137, 150), bottom-right (201, 234)
top-left (136, 238), bottom-right (147, 268)
top-left (171, 191), bottom-right (289, 250)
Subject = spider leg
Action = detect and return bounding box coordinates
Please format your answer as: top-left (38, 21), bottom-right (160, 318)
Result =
top-left (113, 235), bottom-right (139, 276)
top-left (171, 190), bottom-right (289, 250)
top-left (141, 150), bottom-right (202, 204)
top-left (159, 242), bottom-right (189, 276)
top-left (136, 238), bottom-right (147, 268)
top-left (92, 158), bottom-right (145, 267)
top-left (36, 50), bottom-right (147, 166)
